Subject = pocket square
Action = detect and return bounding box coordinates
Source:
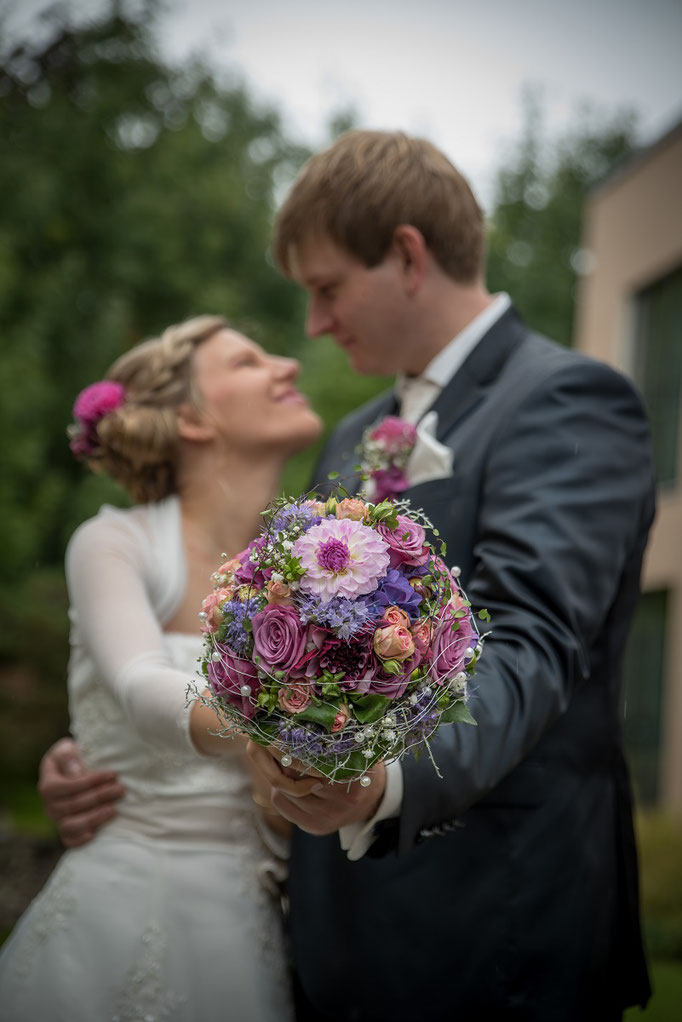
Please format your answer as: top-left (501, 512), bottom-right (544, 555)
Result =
top-left (405, 411), bottom-right (453, 488)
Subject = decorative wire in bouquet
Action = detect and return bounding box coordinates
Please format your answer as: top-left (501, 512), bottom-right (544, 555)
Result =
top-left (193, 492), bottom-right (489, 784)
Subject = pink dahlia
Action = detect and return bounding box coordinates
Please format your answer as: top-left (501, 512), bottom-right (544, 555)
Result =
top-left (293, 517), bottom-right (390, 599)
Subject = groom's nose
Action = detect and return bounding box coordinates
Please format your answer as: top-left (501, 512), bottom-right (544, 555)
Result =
top-left (305, 298), bottom-right (334, 338)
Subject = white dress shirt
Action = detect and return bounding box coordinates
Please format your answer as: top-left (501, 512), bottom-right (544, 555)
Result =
top-left (340, 292), bottom-right (511, 860)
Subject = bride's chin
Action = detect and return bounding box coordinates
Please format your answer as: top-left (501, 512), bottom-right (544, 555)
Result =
top-left (279, 413), bottom-right (324, 454)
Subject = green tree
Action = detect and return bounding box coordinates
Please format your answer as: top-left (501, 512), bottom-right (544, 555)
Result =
top-left (0, 1), bottom-right (310, 578)
top-left (486, 92), bottom-right (638, 346)
top-left (0, 0), bottom-right (311, 786)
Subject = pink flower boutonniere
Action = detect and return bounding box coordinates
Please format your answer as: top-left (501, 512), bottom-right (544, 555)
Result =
top-left (357, 415), bottom-right (417, 501)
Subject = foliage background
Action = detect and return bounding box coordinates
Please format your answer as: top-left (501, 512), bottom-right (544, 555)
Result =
top-left (2, 5), bottom-right (679, 1014)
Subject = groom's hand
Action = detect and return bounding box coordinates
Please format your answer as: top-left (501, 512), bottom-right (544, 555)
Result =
top-left (38, 738), bottom-right (125, 847)
top-left (245, 741), bottom-right (387, 836)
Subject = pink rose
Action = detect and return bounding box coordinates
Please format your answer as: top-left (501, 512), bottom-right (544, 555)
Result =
top-left (377, 516), bottom-right (430, 569)
top-left (370, 416), bottom-right (417, 454)
top-left (266, 579), bottom-right (295, 607)
top-left (277, 683), bottom-right (313, 714)
top-left (252, 604), bottom-right (307, 676)
top-left (331, 703), bottom-right (351, 732)
top-left (304, 499), bottom-right (327, 515)
top-left (207, 646), bottom-right (261, 718)
top-left (430, 607), bottom-right (476, 685)
top-left (373, 622), bottom-right (415, 662)
top-left (199, 587), bottom-right (234, 633)
top-left (411, 618), bottom-right (434, 656)
top-left (382, 605), bottom-right (411, 630)
top-left (335, 498), bottom-right (369, 522)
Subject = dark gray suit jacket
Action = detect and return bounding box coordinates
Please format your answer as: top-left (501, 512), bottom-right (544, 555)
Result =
top-left (288, 308), bottom-right (654, 1021)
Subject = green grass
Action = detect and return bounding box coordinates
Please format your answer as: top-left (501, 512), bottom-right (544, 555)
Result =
top-left (1, 782), bottom-right (56, 838)
top-left (625, 961), bottom-right (682, 1021)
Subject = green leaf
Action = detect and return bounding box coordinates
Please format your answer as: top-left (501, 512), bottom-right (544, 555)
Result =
top-left (440, 702), bottom-right (477, 726)
top-left (350, 693), bottom-right (391, 723)
top-left (377, 658), bottom-right (403, 675)
top-left (478, 608), bottom-right (491, 622)
top-left (327, 470), bottom-right (339, 480)
top-left (293, 701), bottom-right (339, 732)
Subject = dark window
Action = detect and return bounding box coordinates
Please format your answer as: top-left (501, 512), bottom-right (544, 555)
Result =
top-left (621, 590), bottom-right (668, 805)
top-left (633, 264), bottom-right (682, 486)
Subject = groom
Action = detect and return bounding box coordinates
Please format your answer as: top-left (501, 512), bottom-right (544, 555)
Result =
top-left (247, 130), bottom-right (654, 1022)
top-left (40, 131), bottom-right (653, 1020)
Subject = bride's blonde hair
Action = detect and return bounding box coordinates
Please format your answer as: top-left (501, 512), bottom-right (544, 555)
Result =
top-left (87, 315), bottom-right (227, 503)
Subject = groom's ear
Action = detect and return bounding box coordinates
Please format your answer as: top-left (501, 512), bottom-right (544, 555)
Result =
top-left (391, 225), bottom-right (427, 294)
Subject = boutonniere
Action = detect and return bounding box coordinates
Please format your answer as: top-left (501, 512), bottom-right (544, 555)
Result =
top-left (357, 415), bottom-right (418, 501)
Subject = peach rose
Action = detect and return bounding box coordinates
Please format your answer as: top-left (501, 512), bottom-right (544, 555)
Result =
top-left (266, 579), bottom-right (296, 607)
top-left (277, 683), bottom-right (313, 714)
top-left (382, 605), bottom-right (411, 630)
top-left (373, 622), bottom-right (415, 662)
top-left (335, 498), bottom-right (369, 522)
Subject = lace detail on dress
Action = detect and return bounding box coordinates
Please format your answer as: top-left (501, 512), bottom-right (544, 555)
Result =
top-left (110, 922), bottom-right (185, 1022)
top-left (72, 685), bottom-right (125, 762)
top-left (12, 864), bottom-right (76, 980)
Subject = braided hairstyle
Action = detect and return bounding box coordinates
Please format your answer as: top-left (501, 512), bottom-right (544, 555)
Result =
top-left (91, 315), bottom-right (227, 503)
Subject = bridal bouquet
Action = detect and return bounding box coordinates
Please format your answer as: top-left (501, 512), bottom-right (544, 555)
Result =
top-left (195, 493), bottom-right (488, 783)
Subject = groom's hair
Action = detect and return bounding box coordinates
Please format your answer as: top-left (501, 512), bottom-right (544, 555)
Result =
top-left (273, 130), bottom-right (484, 282)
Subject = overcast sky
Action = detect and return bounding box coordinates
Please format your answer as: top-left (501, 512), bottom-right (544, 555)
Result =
top-left (5, 0), bottom-right (682, 208)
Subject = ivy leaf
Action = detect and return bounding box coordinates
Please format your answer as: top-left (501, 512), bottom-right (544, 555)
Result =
top-left (294, 702), bottom-right (339, 732)
top-left (327, 470), bottom-right (339, 480)
top-left (440, 702), bottom-right (477, 726)
top-left (351, 693), bottom-right (391, 723)
top-left (478, 609), bottom-right (491, 622)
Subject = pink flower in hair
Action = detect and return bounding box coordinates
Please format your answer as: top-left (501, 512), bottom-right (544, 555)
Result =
top-left (73, 381), bottom-right (126, 425)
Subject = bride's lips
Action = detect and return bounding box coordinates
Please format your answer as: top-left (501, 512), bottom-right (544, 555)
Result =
top-left (277, 389), bottom-right (308, 405)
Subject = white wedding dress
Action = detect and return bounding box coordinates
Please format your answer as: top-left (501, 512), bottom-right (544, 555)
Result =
top-left (0, 497), bottom-right (292, 1022)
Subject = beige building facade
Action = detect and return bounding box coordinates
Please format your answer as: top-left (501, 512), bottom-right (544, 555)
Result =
top-left (574, 120), bottom-right (682, 811)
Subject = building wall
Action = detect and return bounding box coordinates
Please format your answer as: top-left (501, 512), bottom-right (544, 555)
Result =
top-left (574, 123), bottom-right (682, 811)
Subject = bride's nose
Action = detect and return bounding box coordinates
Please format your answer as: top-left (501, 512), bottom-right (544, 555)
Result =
top-left (272, 355), bottom-right (300, 380)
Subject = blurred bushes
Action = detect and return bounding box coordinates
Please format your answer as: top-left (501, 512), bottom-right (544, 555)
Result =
top-left (637, 812), bottom-right (682, 961)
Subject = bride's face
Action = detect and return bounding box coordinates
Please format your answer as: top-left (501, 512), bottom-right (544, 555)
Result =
top-left (189, 328), bottom-right (322, 456)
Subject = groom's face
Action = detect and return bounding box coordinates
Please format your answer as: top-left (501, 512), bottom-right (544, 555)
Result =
top-left (291, 233), bottom-right (415, 376)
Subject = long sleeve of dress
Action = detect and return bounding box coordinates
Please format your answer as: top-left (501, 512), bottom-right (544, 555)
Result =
top-left (65, 510), bottom-right (197, 752)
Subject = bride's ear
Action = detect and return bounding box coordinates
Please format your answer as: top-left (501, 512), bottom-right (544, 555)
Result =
top-left (176, 403), bottom-right (215, 443)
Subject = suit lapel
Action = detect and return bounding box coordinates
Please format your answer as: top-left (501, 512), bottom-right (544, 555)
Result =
top-left (428, 306), bottom-right (527, 441)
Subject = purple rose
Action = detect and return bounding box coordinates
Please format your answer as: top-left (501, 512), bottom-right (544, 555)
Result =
top-left (207, 645), bottom-right (261, 718)
top-left (234, 536), bottom-right (269, 589)
top-left (372, 466), bottom-right (410, 502)
top-left (252, 603), bottom-right (307, 676)
top-left (430, 607), bottom-right (476, 685)
top-left (377, 515), bottom-right (429, 569)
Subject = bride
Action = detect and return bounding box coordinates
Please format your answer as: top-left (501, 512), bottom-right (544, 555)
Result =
top-left (0, 315), bottom-right (323, 1022)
